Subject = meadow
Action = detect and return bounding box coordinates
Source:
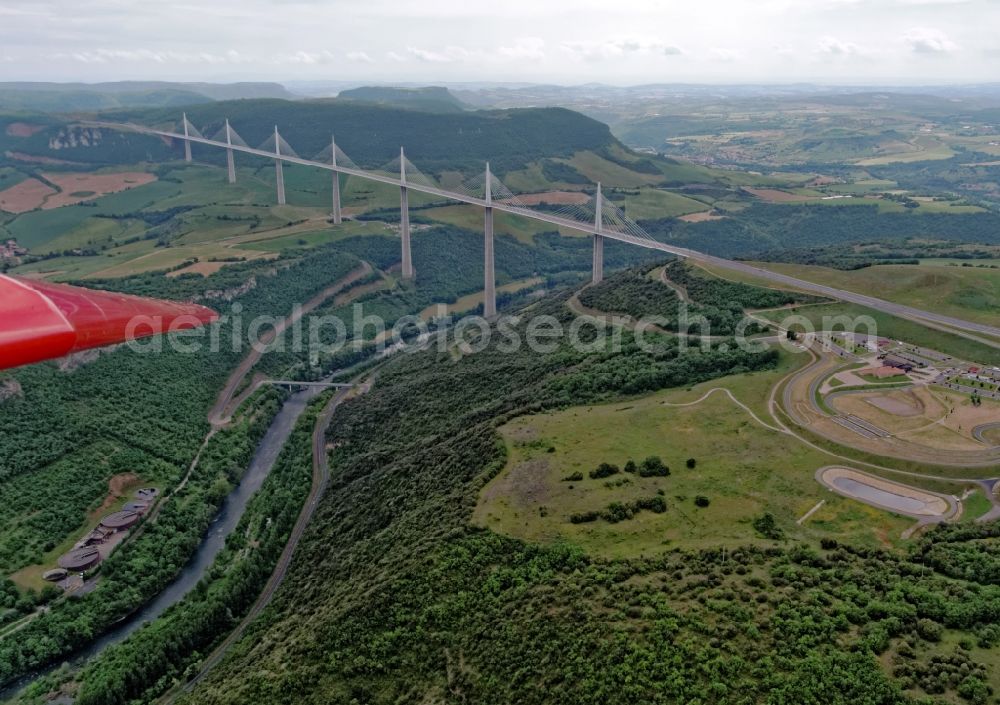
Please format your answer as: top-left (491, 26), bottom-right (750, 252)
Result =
top-left (474, 350), bottom-right (915, 556)
top-left (752, 261), bottom-right (1000, 329)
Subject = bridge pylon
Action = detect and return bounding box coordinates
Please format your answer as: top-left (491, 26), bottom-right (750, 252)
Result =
top-left (399, 147), bottom-right (414, 279)
top-left (274, 125), bottom-right (286, 206)
top-left (330, 135), bottom-right (342, 224)
top-left (225, 119), bottom-right (236, 184)
top-left (592, 182), bottom-right (604, 284)
top-left (182, 112), bottom-right (192, 163)
top-left (483, 162), bottom-right (496, 318)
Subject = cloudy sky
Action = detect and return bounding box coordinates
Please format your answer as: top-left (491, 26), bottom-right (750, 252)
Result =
top-left (1, 0), bottom-right (997, 85)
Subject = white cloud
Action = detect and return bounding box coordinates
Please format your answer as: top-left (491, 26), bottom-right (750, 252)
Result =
top-left (817, 36), bottom-right (864, 56)
top-left (405, 46), bottom-right (471, 63)
top-left (5, 0), bottom-right (996, 83)
top-left (902, 27), bottom-right (959, 54)
top-left (708, 47), bottom-right (739, 62)
top-left (498, 37), bottom-right (545, 60)
top-left (52, 48), bottom-right (251, 65)
top-left (560, 39), bottom-right (676, 62)
top-left (275, 50), bottom-right (337, 65)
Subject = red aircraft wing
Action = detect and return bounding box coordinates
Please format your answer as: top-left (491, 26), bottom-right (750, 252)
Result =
top-left (0, 274), bottom-right (218, 371)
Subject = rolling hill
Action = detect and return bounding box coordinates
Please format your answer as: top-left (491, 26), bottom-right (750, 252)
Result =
top-left (337, 86), bottom-right (469, 113)
top-left (0, 81), bottom-right (295, 112)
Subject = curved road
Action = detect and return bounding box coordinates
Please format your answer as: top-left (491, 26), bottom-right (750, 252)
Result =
top-left (168, 382), bottom-right (358, 701)
top-left (208, 261), bottom-right (372, 426)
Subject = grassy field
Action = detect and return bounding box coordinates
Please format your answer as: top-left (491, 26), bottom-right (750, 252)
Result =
top-left (419, 203), bottom-right (571, 242)
top-left (474, 350), bottom-right (914, 557)
top-left (240, 220), bottom-right (394, 251)
top-left (751, 261), bottom-right (1000, 329)
top-left (565, 152), bottom-right (664, 188)
top-left (622, 188), bottom-right (710, 219)
top-left (960, 489), bottom-right (993, 522)
top-left (856, 136), bottom-right (956, 166)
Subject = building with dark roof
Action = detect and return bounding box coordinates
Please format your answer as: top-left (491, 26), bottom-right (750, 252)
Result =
top-left (100, 509), bottom-right (140, 531)
top-left (57, 546), bottom-right (100, 571)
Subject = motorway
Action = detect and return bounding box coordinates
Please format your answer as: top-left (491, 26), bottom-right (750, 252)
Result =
top-left (94, 121), bottom-right (1000, 344)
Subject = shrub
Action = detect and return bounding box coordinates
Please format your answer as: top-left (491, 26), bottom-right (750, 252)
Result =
top-left (624, 459), bottom-right (637, 473)
top-left (562, 472), bottom-right (583, 482)
top-left (686, 458), bottom-right (697, 469)
top-left (569, 511), bottom-right (599, 524)
top-left (752, 512), bottom-right (783, 540)
top-left (635, 496), bottom-right (667, 513)
top-left (590, 462), bottom-right (620, 479)
top-left (638, 456), bottom-right (670, 477)
top-left (601, 502), bottom-right (633, 523)
top-left (694, 495), bottom-right (710, 508)
top-left (917, 618), bottom-right (944, 643)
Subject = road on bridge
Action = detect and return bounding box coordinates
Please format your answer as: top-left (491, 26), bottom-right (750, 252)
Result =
top-left (102, 120), bottom-right (1000, 345)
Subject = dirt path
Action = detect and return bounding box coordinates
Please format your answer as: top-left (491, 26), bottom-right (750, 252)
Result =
top-left (657, 266), bottom-right (690, 303)
top-left (661, 386), bottom-right (788, 434)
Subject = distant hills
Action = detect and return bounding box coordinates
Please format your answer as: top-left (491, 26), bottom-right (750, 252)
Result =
top-left (337, 86), bottom-right (469, 113)
top-left (0, 92), bottom-right (730, 190)
top-left (98, 98), bottom-right (623, 174)
top-left (0, 81), bottom-right (295, 112)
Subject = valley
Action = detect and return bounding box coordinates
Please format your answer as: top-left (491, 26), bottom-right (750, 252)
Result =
top-left (0, 84), bottom-right (998, 705)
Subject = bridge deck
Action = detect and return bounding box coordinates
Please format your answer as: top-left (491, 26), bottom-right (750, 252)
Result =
top-left (89, 120), bottom-right (1000, 344)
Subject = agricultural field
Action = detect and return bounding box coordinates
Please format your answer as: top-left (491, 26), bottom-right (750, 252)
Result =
top-left (620, 188), bottom-right (710, 219)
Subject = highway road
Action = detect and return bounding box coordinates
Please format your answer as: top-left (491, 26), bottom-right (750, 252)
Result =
top-left (97, 120), bottom-right (1000, 344)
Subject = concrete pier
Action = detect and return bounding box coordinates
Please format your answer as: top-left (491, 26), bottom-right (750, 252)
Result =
top-left (483, 163), bottom-right (496, 318)
top-left (225, 119), bottom-right (236, 184)
top-left (330, 136), bottom-right (342, 224)
top-left (399, 147), bottom-right (413, 279)
top-left (274, 126), bottom-right (286, 206)
top-left (182, 112), bottom-right (192, 163)
top-left (592, 182), bottom-right (604, 284)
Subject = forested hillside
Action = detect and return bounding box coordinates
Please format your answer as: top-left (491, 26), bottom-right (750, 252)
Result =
top-left (641, 203), bottom-right (1000, 259)
top-left (578, 261), bottom-right (813, 335)
top-left (167, 290), bottom-right (1000, 705)
top-left (0, 99), bottom-right (618, 175)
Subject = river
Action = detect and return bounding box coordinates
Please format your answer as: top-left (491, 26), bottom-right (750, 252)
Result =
top-left (0, 385), bottom-right (322, 702)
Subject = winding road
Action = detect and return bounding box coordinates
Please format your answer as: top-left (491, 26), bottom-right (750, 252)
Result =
top-left (169, 381), bottom-right (359, 701)
top-left (209, 261), bottom-right (373, 426)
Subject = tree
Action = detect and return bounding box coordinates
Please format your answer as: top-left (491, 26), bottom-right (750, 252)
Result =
top-left (639, 456), bottom-right (669, 477)
top-left (589, 463), bottom-right (619, 480)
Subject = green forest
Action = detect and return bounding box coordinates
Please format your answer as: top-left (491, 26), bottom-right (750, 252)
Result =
top-left (641, 204), bottom-right (1000, 259)
top-left (578, 261), bottom-right (811, 336)
top-left (148, 292), bottom-right (1000, 705)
